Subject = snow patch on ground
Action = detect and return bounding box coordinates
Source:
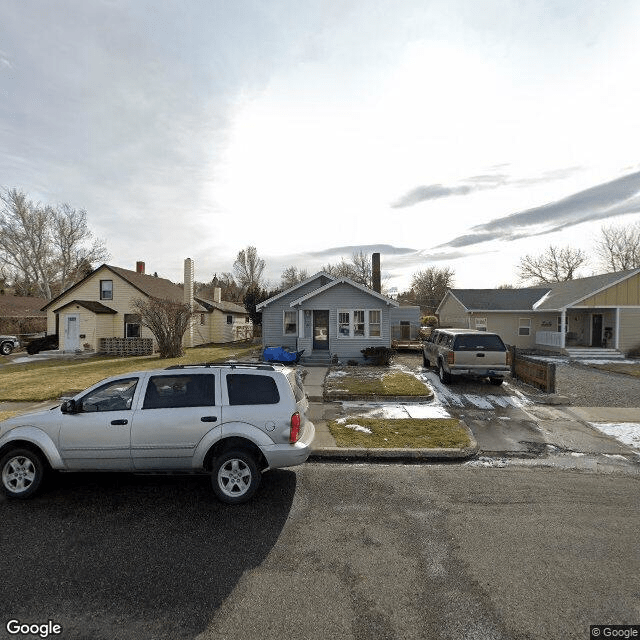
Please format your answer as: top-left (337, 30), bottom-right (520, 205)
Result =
top-left (340, 402), bottom-right (452, 420)
top-left (589, 422), bottom-right (640, 450)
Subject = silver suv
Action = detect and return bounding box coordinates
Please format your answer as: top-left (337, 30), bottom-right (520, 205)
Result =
top-left (0, 362), bottom-right (315, 504)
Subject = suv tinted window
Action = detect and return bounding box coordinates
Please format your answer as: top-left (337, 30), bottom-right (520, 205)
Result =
top-left (454, 334), bottom-right (506, 351)
top-left (80, 378), bottom-right (138, 412)
top-left (227, 374), bottom-right (280, 405)
top-left (143, 374), bottom-right (216, 409)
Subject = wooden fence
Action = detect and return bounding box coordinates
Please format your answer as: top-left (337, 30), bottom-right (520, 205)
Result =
top-left (510, 347), bottom-right (556, 393)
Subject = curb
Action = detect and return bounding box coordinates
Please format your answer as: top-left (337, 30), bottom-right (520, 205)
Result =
top-left (309, 420), bottom-right (479, 462)
top-left (323, 392), bottom-right (435, 402)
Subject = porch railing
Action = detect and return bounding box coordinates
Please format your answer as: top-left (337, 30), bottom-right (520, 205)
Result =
top-left (535, 331), bottom-right (563, 348)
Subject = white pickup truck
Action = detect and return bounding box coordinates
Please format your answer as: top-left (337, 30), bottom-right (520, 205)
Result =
top-left (422, 328), bottom-right (511, 385)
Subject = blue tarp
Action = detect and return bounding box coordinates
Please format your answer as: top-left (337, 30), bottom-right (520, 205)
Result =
top-left (262, 346), bottom-right (304, 363)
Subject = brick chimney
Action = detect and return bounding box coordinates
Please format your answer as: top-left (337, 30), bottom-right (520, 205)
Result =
top-left (372, 253), bottom-right (381, 293)
top-left (136, 261), bottom-right (145, 275)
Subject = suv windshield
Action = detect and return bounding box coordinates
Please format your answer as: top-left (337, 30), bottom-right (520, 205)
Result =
top-left (453, 334), bottom-right (506, 351)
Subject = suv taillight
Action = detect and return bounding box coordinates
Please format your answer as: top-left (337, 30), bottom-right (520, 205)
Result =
top-left (290, 412), bottom-right (301, 444)
top-left (506, 350), bottom-right (512, 366)
top-left (447, 352), bottom-right (455, 365)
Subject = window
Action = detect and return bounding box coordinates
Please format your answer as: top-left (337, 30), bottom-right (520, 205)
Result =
top-left (337, 309), bottom-right (383, 338)
top-left (475, 318), bottom-right (487, 331)
top-left (454, 334), bottom-right (506, 351)
top-left (227, 374), bottom-right (280, 405)
top-left (143, 374), bottom-right (216, 409)
top-left (557, 316), bottom-right (569, 333)
top-left (338, 312), bottom-right (350, 336)
top-left (354, 310), bottom-right (365, 336)
top-left (124, 314), bottom-right (141, 338)
top-left (200, 313), bottom-right (205, 326)
top-left (283, 311), bottom-right (297, 335)
top-left (79, 378), bottom-right (138, 412)
top-left (518, 318), bottom-right (531, 336)
top-left (100, 279), bottom-right (113, 300)
top-left (369, 310), bottom-right (381, 337)
top-left (226, 315), bottom-right (233, 325)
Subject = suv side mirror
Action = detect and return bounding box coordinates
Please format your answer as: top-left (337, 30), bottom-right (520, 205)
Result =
top-left (61, 399), bottom-right (77, 414)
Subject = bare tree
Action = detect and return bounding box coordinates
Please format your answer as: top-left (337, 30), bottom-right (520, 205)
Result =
top-left (321, 251), bottom-right (372, 287)
top-left (233, 246), bottom-right (265, 292)
top-left (280, 266), bottom-right (308, 290)
top-left (517, 245), bottom-right (587, 284)
top-left (0, 188), bottom-right (108, 300)
top-left (595, 223), bottom-right (640, 272)
top-left (411, 266), bottom-right (455, 314)
top-left (132, 297), bottom-right (195, 358)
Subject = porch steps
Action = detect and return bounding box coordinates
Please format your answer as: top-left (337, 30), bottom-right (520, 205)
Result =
top-left (301, 352), bottom-right (332, 366)
top-left (565, 348), bottom-right (626, 361)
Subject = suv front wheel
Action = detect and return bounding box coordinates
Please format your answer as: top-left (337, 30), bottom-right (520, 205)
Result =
top-left (211, 449), bottom-right (261, 504)
top-left (0, 448), bottom-right (46, 499)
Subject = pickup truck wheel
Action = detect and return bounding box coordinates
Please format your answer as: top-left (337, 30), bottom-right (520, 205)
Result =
top-left (0, 342), bottom-right (13, 355)
top-left (438, 362), bottom-right (452, 385)
top-left (0, 448), bottom-right (45, 499)
top-left (489, 378), bottom-right (504, 386)
top-left (211, 449), bottom-right (261, 504)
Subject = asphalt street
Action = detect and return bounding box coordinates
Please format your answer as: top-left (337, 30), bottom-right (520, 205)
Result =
top-left (1, 464), bottom-right (638, 640)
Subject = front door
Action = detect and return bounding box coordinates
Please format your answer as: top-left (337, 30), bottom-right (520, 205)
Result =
top-left (313, 311), bottom-right (329, 350)
top-left (591, 314), bottom-right (603, 347)
top-left (64, 314), bottom-right (80, 351)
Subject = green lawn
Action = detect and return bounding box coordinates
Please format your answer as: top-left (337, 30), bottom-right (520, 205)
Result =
top-left (325, 369), bottom-right (431, 397)
top-left (0, 343), bottom-right (258, 402)
top-left (329, 418), bottom-right (470, 448)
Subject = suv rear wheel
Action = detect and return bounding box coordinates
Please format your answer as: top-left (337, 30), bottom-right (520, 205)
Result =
top-left (211, 449), bottom-right (261, 504)
top-left (438, 361), bottom-right (452, 385)
top-left (0, 448), bottom-right (46, 499)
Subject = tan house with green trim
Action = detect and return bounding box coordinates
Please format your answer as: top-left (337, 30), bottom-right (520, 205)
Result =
top-left (41, 259), bottom-right (252, 353)
top-left (437, 269), bottom-right (640, 356)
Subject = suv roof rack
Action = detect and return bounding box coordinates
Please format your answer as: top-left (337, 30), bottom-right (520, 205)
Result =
top-left (164, 361), bottom-right (279, 371)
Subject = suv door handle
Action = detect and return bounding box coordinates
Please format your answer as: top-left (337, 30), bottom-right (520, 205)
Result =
top-left (110, 419), bottom-right (128, 425)
top-left (201, 416), bottom-right (218, 422)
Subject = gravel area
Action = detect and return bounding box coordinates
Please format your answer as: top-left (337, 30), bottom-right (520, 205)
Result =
top-left (555, 362), bottom-right (640, 407)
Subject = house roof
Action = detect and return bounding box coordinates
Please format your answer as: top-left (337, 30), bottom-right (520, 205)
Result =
top-left (194, 297), bottom-right (248, 315)
top-left (256, 272), bottom-right (335, 310)
top-left (445, 288), bottom-right (550, 312)
top-left (289, 277), bottom-right (399, 307)
top-left (533, 269), bottom-right (640, 310)
top-left (0, 295), bottom-right (48, 317)
top-left (53, 300), bottom-right (118, 314)
top-left (42, 264), bottom-right (187, 311)
top-left (441, 269), bottom-right (640, 314)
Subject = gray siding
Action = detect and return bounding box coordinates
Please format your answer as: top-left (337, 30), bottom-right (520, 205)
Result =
top-left (261, 275), bottom-right (332, 349)
top-left (260, 278), bottom-right (396, 362)
top-left (297, 282), bottom-right (392, 361)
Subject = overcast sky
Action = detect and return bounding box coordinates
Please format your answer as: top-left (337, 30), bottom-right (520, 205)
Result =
top-left (2, 0), bottom-right (640, 291)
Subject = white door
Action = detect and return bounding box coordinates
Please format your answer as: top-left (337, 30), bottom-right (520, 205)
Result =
top-left (65, 314), bottom-right (80, 351)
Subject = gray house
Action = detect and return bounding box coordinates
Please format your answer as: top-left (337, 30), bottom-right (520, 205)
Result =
top-left (257, 272), bottom-right (399, 364)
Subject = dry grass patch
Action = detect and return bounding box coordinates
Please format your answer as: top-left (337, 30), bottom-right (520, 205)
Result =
top-left (589, 362), bottom-right (640, 379)
top-left (0, 344), bottom-right (258, 402)
top-left (329, 418), bottom-right (469, 448)
top-left (0, 411), bottom-right (19, 422)
top-left (326, 369), bottom-right (430, 397)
